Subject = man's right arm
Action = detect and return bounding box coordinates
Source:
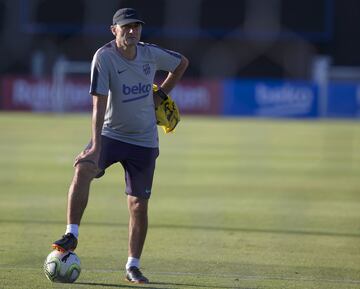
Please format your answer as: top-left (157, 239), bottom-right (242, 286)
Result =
top-left (74, 94), bottom-right (107, 167)
top-left (90, 94), bottom-right (108, 153)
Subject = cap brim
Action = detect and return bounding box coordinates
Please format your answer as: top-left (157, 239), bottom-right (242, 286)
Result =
top-left (114, 19), bottom-right (145, 26)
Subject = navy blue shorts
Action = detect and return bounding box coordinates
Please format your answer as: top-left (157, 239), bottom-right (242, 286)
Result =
top-left (87, 136), bottom-right (159, 199)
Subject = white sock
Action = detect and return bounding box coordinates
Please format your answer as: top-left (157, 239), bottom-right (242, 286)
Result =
top-left (65, 224), bottom-right (79, 239)
top-left (126, 257), bottom-right (140, 270)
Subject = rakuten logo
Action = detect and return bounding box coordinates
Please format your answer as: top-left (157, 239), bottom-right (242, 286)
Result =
top-left (123, 83), bottom-right (151, 95)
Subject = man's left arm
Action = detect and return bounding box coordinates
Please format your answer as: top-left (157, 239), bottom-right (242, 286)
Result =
top-left (154, 56), bottom-right (189, 106)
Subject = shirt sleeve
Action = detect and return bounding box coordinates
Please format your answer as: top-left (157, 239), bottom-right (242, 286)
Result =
top-left (89, 51), bottom-right (110, 96)
top-left (150, 45), bottom-right (182, 73)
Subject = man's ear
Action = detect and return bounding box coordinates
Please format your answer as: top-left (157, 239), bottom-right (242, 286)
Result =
top-left (110, 25), bottom-right (116, 36)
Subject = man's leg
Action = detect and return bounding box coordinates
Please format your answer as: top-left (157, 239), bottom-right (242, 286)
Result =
top-left (127, 195), bottom-right (148, 259)
top-left (125, 195), bottom-right (150, 283)
top-left (122, 143), bottom-right (158, 283)
top-left (52, 162), bottom-right (97, 252)
top-left (67, 163), bottom-right (97, 224)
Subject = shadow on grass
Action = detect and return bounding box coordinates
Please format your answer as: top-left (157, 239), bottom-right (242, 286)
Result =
top-left (151, 281), bottom-right (251, 289)
top-left (1, 218), bottom-right (360, 238)
top-left (77, 281), bottom-right (248, 289)
top-left (77, 281), bottom-right (166, 289)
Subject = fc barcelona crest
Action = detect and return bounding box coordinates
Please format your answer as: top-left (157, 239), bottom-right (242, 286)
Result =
top-left (143, 64), bottom-right (150, 75)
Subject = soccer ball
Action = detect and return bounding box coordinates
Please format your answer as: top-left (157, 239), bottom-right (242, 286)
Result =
top-left (43, 250), bottom-right (81, 283)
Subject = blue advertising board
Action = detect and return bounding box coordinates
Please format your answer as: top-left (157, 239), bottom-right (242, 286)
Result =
top-left (223, 79), bottom-right (319, 117)
top-left (327, 82), bottom-right (360, 117)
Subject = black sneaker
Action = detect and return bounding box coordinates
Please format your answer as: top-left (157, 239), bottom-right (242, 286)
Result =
top-left (52, 233), bottom-right (78, 252)
top-left (125, 266), bottom-right (149, 284)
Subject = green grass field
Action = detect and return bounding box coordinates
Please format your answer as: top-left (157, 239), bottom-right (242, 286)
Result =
top-left (0, 112), bottom-right (359, 289)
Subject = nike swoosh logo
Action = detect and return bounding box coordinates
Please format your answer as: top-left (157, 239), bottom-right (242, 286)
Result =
top-left (118, 69), bottom-right (127, 74)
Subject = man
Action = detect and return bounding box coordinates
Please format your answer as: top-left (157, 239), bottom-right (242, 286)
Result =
top-left (51, 7), bottom-right (188, 284)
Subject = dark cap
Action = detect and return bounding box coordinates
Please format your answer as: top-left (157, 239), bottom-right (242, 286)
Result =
top-left (112, 8), bottom-right (145, 26)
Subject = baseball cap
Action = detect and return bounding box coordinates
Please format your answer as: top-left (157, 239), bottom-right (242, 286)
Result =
top-left (112, 8), bottom-right (145, 26)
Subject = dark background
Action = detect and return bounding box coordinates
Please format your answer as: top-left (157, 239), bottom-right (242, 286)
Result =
top-left (0, 0), bottom-right (359, 79)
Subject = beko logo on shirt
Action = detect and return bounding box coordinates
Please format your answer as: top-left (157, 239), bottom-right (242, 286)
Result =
top-left (123, 83), bottom-right (151, 95)
top-left (122, 83), bottom-right (152, 103)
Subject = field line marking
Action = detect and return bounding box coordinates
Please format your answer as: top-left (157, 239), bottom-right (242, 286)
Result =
top-left (1, 266), bottom-right (360, 284)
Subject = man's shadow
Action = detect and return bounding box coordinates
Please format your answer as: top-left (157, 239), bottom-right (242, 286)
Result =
top-left (77, 281), bottom-right (249, 289)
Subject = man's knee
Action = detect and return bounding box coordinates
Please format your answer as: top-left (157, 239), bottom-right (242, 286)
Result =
top-left (128, 197), bottom-right (148, 217)
top-left (74, 162), bottom-right (98, 181)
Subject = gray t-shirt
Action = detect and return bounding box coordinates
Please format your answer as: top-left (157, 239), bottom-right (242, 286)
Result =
top-left (89, 40), bottom-right (182, 148)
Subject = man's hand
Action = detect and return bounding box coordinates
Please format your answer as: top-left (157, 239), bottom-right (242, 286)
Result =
top-left (153, 84), bottom-right (180, 134)
top-left (73, 147), bottom-right (100, 173)
top-left (153, 88), bottom-right (167, 107)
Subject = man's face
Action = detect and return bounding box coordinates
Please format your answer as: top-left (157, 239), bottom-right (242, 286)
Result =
top-left (112, 22), bottom-right (142, 47)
